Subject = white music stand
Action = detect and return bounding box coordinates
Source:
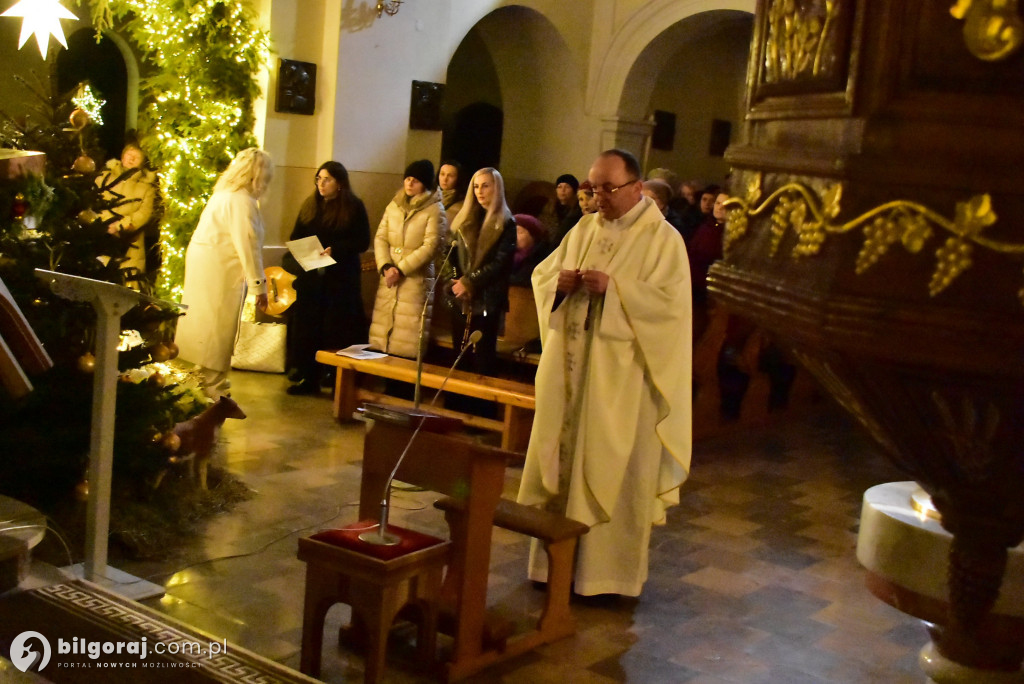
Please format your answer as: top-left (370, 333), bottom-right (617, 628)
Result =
top-left (35, 269), bottom-right (184, 599)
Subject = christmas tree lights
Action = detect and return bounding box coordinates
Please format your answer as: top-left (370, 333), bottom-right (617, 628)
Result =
top-left (87, 0), bottom-right (270, 299)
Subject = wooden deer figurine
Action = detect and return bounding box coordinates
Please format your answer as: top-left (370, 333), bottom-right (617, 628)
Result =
top-left (156, 395), bottom-right (246, 489)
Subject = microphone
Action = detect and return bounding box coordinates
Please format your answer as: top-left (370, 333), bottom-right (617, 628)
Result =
top-left (414, 240), bottom-right (457, 408)
top-left (359, 328), bottom-right (483, 545)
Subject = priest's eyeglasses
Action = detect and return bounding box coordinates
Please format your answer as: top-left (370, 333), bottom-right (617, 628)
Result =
top-left (580, 179), bottom-right (639, 196)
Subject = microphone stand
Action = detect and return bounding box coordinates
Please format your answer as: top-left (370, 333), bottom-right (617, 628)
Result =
top-left (415, 241), bottom-right (457, 408)
top-left (359, 329), bottom-right (483, 545)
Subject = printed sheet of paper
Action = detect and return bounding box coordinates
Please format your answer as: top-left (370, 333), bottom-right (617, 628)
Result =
top-left (336, 344), bottom-right (387, 360)
top-left (285, 236), bottom-right (336, 271)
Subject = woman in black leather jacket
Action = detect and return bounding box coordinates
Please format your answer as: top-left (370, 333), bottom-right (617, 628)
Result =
top-left (446, 167), bottom-right (517, 377)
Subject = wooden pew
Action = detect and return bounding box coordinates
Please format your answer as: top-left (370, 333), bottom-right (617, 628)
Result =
top-left (316, 351), bottom-right (535, 452)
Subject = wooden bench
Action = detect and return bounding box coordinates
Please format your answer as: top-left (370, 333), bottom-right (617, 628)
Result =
top-left (315, 351), bottom-right (535, 452)
top-left (433, 496), bottom-right (588, 650)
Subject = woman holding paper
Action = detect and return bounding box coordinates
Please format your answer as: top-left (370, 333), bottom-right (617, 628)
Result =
top-left (286, 161), bottom-right (370, 395)
top-left (176, 147), bottom-right (273, 398)
top-left (368, 159), bottom-right (447, 358)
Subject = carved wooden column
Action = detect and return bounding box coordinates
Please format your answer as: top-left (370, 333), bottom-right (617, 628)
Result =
top-left (708, 0), bottom-right (1024, 678)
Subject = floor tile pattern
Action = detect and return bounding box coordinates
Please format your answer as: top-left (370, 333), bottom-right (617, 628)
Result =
top-left (107, 371), bottom-right (929, 683)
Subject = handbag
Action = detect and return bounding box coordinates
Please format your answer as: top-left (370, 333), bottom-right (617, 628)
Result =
top-left (231, 321), bottom-right (287, 373)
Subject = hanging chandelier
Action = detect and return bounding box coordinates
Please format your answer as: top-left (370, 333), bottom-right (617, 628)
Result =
top-left (376, 1), bottom-right (402, 18)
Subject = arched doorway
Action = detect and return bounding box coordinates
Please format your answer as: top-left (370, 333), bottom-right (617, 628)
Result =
top-left (443, 5), bottom-right (585, 186)
top-left (622, 10), bottom-right (755, 182)
top-left (443, 102), bottom-right (503, 178)
top-left (56, 29), bottom-right (128, 160)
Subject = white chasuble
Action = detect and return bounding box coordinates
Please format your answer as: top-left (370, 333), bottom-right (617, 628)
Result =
top-left (518, 196), bottom-right (693, 597)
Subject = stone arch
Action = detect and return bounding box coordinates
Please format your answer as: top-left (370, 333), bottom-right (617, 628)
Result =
top-left (588, 0), bottom-right (756, 118)
top-left (445, 4), bottom-right (587, 182)
top-left (55, 28), bottom-right (140, 158)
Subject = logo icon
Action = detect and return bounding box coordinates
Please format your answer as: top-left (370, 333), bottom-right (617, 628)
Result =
top-left (10, 631), bottom-right (51, 672)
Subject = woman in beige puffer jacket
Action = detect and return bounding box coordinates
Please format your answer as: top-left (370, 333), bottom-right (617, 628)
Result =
top-left (368, 160), bottom-right (448, 358)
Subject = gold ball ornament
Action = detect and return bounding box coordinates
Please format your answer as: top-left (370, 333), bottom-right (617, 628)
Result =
top-left (69, 108), bottom-right (90, 130)
top-left (78, 209), bottom-right (98, 224)
top-left (165, 341), bottom-right (180, 360)
top-left (77, 352), bottom-right (96, 373)
top-left (74, 479), bottom-right (90, 501)
top-left (149, 343), bottom-right (171, 362)
top-left (162, 432), bottom-right (181, 453)
top-left (72, 155), bottom-right (96, 174)
top-left (147, 372), bottom-right (166, 388)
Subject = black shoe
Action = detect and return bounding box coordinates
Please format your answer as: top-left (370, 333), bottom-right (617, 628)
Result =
top-left (286, 380), bottom-right (319, 396)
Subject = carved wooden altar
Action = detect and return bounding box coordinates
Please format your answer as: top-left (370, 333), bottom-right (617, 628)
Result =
top-left (709, 0), bottom-right (1024, 677)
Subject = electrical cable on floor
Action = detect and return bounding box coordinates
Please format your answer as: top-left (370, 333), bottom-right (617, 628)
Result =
top-left (4, 491), bottom-right (433, 589)
top-left (0, 522), bottom-right (76, 578)
top-left (131, 491), bottom-right (432, 584)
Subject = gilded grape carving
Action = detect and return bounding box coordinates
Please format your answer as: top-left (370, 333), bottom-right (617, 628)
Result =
top-left (723, 174), bottom-right (1024, 303)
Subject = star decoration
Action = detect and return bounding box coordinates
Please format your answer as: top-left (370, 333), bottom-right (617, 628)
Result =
top-left (72, 85), bottom-right (106, 125)
top-left (2, 0), bottom-right (79, 59)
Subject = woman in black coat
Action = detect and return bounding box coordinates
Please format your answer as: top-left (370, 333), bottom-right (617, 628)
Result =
top-left (446, 167), bottom-right (517, 378)
top-left (287, 161), bottom-right (370, 395)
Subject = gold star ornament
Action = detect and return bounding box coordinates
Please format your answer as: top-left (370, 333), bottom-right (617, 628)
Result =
top-left (2, 0), bottom-right (79, 59)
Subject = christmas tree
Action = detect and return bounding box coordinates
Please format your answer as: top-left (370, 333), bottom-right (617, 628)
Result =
top-left (0, 77), bottom-right (248, 560)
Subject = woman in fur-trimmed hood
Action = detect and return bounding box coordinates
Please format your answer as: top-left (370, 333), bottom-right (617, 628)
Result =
top-left (368, 160), bottom-right (448, 358)
top-left (445, 166), bottom-right (517, 377)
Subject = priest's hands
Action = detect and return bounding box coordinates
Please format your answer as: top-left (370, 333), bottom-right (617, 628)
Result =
top-left (557, 269), bottom-right (608, 295)
top-left (580, 269), bottom-right (609, 295)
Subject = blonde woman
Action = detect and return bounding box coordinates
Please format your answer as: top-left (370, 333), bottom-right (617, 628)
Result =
top-left (175, 148), bottom-right (273, 396)
top-left (446, 167), bottom-right (517, 377)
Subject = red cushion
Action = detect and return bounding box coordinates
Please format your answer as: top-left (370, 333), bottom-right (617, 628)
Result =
top-left (310, 520), bottom-right (446, 561)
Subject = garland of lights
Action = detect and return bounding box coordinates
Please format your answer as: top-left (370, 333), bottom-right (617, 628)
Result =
top-left (85, 0), bottom-right (270, 299)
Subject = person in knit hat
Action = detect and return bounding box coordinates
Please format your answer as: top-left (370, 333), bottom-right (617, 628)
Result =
top-left (403, 159), bottom-right (436, 192)
top-left (550, 172), bottom-right (584, 249)
top-left (510, 213), bottom-right (548, 287)
top-left (367, 159), bottom-right (448, 358)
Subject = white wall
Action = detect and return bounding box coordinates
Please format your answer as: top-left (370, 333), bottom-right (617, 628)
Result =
top-left (255, 0), bottom-right (342, 247)
top-left (260, 0), bottom-right (756, 230)
top-left (645, 16), bottom-right (753, 185)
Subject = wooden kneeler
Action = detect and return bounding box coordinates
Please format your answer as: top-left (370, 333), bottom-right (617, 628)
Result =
top-left (434, 497), bottom-right (589, 650)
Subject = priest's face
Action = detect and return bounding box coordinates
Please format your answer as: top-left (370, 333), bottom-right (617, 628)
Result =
top-left (587, 155), bottom-right (641, 221)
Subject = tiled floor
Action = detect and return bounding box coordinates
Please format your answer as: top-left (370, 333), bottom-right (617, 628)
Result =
top-left (108, 370), bottom-right (928, 683)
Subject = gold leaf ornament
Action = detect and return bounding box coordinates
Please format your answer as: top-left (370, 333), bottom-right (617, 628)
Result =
top-left (950, 0), bottom-right (1024, 61)
top-left (953, 193), bottom-right (997, 237)
top-left (899, 213), bottom-right (933, 253)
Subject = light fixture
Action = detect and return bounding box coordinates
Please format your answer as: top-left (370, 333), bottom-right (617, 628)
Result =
top-left (376, 0), bottom-right (402, 18)
top-left (1, 0), bottom-right (78, 59)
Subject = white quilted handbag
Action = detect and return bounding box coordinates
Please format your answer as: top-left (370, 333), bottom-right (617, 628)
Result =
top-left (231, 321), bottom-right (287, 373)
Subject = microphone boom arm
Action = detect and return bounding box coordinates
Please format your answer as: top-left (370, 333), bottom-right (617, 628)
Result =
top-left (361, 328), bottom-right (483, 546)
top-left (414, 240), bottom-right (457, 408)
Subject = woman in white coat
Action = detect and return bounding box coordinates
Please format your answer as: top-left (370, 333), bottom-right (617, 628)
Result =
top-left (175, 148), bottom-right (273, 396)
top-left (368, 160), bottom-right (447, 358)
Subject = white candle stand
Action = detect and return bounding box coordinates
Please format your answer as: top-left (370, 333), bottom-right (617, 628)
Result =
top-left (35, 269), bottom-right (184, 600)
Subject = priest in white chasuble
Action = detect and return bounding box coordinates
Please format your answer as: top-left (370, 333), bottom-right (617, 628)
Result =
top-left (517, 149), bottom-right (693, 598)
